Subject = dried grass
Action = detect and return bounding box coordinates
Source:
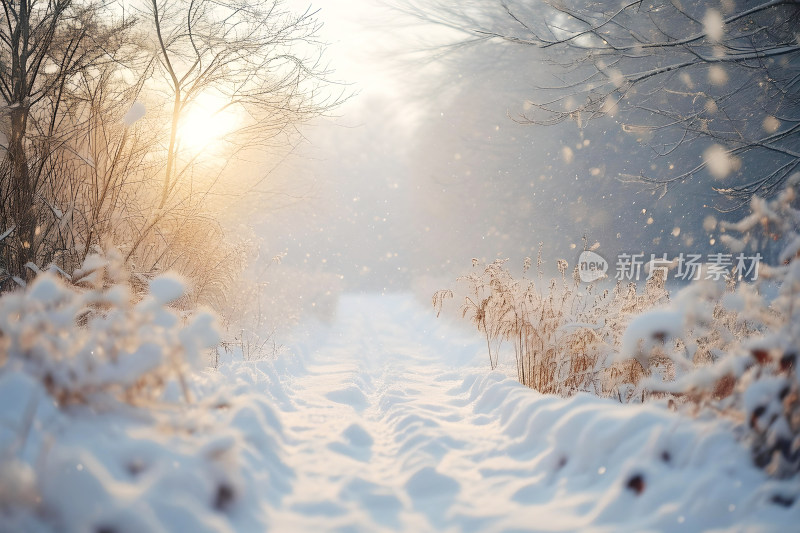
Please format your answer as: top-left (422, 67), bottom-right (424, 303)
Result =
top-left (434, 245), bottom-right (669, 397)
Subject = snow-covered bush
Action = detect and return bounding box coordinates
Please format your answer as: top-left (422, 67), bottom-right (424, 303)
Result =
top-left (434, 249), bottom-right (669, 395)
top-left (0, 254), bottom-right (218, 408)
top-left (617, 175), bottom-right (800, 477)
top-left (0, 255), bottom-right (277, 531)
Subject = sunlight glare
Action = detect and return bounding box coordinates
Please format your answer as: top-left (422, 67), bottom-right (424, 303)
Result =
top-left (177, 93), bottom-right (239, 154)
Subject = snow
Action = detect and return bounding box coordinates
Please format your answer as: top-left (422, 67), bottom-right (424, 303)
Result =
top-left (703, 144), bottom-right (736, 179)
top-left (123, 102), bottom-right (146, 127)
top-left (148, 273), bottom-right (187, 305)
top-left (0, 225), bottom-right (14, 243)
top-left (702, 9), bottom-right (725, 43)
top-left (2, 292), bottom-right (799, 531)
top-left (211, 294), bottom-right (798, 531)
top-left (619, 309), bottom-right (684, 366)
top-left (27, 275), bottom-right (65, 305)
top-left (743, 376), bottom-right (789, 428)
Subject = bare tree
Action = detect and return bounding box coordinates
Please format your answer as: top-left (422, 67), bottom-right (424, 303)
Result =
top-left (143, 0), bottom-right (343, 209)
top-left (96, 0), bottom-right (347, 298)
top-left (397, 0), bottom-right (800, 209)
top-left (0, 0), bottom-right (135, 285)
top-left (0, 0), bottom-right (344, 302)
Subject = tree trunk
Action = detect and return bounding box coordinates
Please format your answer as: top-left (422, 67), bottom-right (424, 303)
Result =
top-left (8, 104), bottom-right (35, 281)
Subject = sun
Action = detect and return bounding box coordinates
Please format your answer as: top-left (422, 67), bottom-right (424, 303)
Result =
top-left (177, 92), bottom-right (239, 155)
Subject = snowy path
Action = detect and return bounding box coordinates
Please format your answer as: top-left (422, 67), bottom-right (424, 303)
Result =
top-left (211, 294), bottom-right (799, 532)
top-left (272, 295), bottom-right (509, 531)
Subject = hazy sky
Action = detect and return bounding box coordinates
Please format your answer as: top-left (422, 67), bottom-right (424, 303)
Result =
top-left (222, 0), bottom-right (746, 328)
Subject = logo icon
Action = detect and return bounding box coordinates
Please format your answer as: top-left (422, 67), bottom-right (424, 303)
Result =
top-left (578, 250), bottom-right (608, 282)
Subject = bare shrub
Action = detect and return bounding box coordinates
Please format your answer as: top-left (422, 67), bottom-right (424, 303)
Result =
top-left (434, 247), bottom-right (668, 396)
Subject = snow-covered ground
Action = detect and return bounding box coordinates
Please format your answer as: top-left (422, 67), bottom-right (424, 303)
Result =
top-left (211, 294), bottom-right (799, 531)
top-left (3, 293), bottom-right (800, 532)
